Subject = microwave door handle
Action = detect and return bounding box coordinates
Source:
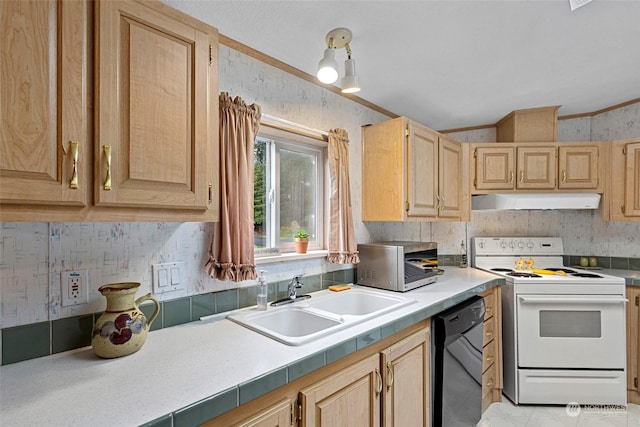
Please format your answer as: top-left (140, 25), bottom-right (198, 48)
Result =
top-left (518, 296), bottom-right (628, 304)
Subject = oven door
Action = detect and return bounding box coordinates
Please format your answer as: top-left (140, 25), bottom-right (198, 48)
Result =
top-left (517, 294), bottom-right (626, 369)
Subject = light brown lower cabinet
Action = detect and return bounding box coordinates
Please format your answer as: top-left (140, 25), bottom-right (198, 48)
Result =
top-left (202, 321), bottom-right (431, 427)
top-left (627, 286), bottom-right (640, 405)
top-left (480, 287), bottom-right (503, 411)
top-left (233, 399), bottom-right (292, 427)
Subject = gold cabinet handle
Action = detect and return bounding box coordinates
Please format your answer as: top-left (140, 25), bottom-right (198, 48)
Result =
top-left (485, 329), bottom-right (494, 338)
top-left (486, 378), bottom-right (495, 388)
top-left (208, 182), bottom-right (213, 204)
top-left (439, 194), bottom-right (445, 212)
top-left (519, 170), bottom-right (524, 183)
top-left (562, 170), bottom-right (567, 182)
top-left (376, 368), bottom-right (384, 396)
top-left (386, 361), bottom-right (394, 392)
top-left (509, 171), bottom-right (514, 183)
top-left (103, 145), bottom-right (112, 190)
top-left (374, 368), bottom-right (383, 397)
top-left (436, 195), bottom-right (441, 211)
top-left (485, 355), bottom-right (494, 363)
top-left (69, 141), bottom-right (79, 189)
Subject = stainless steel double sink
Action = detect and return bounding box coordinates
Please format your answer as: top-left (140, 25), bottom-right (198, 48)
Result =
top-left (227, 288), bottom-right (416, 345)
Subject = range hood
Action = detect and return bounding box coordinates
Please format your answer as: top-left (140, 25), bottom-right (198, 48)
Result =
top-left (472, 193), bottom-right (601, 211)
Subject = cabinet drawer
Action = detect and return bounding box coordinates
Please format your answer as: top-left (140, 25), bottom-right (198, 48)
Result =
top-left (482, 359), bottom-right (498, 409)
top-left (482, 340), bottom-right (497, 374)
top-left (483, 315), bottom-right (497, 348)
top-left (483, 290), bottom-right (498, 321)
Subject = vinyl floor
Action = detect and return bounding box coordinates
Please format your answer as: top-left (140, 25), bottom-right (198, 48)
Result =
top-left (478, 399), bottom-right (640, 426)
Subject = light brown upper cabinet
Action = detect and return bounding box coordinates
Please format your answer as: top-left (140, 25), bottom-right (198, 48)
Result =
top-left (472, 142), bottom-right (601, 193)
top-left (496, 106), bottom-right (559, 142)
top-left (362, 117), bottom-right (469, 221)
top-left (95, 0), bottom-right (218, 214)
top-left (1, 0), bottom-right (220, 222)
top-left (604, 138), bottom-right (640, 220)
top-left (557, 144), bottom-right (600, 189)
top-left (1, 0), bottom-right (89, 208)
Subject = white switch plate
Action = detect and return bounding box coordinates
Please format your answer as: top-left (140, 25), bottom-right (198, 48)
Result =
top-left (152, 262), bottom-right (185, 294)
top-left (61, 270), bottom-right (89, 306)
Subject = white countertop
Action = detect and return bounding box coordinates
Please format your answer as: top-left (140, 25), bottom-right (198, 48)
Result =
top-left (0, 267), bottom-right (501, 427)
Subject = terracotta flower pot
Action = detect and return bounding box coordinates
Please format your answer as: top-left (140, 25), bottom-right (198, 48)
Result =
top-left (294, 237), bottom-right (309, 254)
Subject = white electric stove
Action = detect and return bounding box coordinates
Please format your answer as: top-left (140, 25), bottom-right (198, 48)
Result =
top-left (472, 237), bottom-right (627, 406)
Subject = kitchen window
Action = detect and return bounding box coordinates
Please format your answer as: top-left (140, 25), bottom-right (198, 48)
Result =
top-left (254, 129), bottom-right (325, 255)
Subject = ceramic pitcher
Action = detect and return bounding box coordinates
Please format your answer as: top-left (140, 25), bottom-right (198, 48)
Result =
top-left (91, 282), bottom-right (160, 358)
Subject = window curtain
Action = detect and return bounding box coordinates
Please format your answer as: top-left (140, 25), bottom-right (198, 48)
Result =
top-left (205, 93), bottom-right (262, 281)
top-left (327, 129), bottom-right (360, 264)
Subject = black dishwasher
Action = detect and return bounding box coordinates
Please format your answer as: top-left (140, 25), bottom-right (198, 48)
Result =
top-left (432, 295), bottom-right (486, 427)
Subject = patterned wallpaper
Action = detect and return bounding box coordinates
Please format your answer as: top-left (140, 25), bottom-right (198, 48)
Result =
top-left (1, 33), bottom-right (639, 335)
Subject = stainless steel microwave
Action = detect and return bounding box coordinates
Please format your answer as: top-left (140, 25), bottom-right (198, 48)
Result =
top-left (357, 241), bottom-right (438, 292)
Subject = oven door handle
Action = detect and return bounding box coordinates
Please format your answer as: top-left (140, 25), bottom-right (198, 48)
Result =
top-left (518, 296), bottom-right (628, 304)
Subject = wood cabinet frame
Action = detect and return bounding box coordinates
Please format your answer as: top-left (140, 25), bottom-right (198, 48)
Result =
top-left (1, 0), bottom-right (220, 222)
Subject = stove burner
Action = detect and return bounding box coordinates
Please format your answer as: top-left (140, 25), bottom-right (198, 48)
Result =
top-left (543, 267), bottom-right (576, 274)
top-left (507, 271), bottom-right (542, 278)
top-left (491, 268), bottom-right (514, 273)
top-left (571, 272), bottom-right (603, 278)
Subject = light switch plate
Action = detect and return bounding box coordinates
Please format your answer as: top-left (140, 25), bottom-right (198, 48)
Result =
top-left (152, 262), bottom-right (185, 294)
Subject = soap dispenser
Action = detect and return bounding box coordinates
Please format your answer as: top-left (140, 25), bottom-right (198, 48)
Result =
top-left (459, 240), bottom-right (468, 268)
top-left (256, 270), bottom-right (268, 310)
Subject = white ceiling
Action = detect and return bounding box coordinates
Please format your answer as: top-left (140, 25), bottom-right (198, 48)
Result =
top-left (166, 0), bottom-right (640, 131)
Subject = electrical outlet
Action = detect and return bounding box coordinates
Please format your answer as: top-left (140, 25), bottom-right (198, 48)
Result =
top-left (152, 262), bottom-right (185, 294)
top-left (61, 270), bottom-right (89, 306)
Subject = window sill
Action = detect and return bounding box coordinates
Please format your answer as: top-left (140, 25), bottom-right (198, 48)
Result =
top-left (255, 250), bottom-right (328, 264)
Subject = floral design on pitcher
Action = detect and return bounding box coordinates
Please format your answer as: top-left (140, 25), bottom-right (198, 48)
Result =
top-left (94, 312), bottom-right (146, 345)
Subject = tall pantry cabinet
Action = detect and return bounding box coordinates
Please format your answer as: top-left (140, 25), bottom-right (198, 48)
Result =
top-left (0, 0), bottom-right (219, 222)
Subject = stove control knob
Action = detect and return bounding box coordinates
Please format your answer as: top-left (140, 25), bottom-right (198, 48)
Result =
top-left (527, 241), bottom-right (534, 249)
top-left (517, 240), bottom-right (525, 249)
top-left (499, 241), bottom-right (507, 249)
top-left (509, 241), bottom-right (516, 248)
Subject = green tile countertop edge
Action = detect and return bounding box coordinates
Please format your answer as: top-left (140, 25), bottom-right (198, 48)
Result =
top-left (146, 277), bottom-right (504, 427)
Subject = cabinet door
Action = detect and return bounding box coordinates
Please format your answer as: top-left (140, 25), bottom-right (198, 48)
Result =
top-left (438, 137), bottom-right (464, 218)
top-left (95, 0), bottom-right (218, 212)
top-left (381, 328), bottom-right (430, 427)
top-left (0, 0), bottom-right (88, 206)
top-left (407, 123), bottom-right (438, 217)
top-left (474, 146), bottom-right (515, 191)
top-left (627, 287), bottom-right (640, 400)
top-left (558, 145), bottom-right (599, 189)
top-left (233, 399), bottom-right (291, 427)
top-left (516, 146), bottom-right (556, 189)
top-left (625, 142), bottom-right (640, 217)
top-left (299, 353), bottom-right (381, 427)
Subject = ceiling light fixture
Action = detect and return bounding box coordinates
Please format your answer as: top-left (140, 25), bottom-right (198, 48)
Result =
top-left (316, 28), bottom-right (361, 93)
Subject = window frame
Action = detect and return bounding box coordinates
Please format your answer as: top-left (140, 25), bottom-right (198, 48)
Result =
top-left (254, 127), bottom-right (327, 255)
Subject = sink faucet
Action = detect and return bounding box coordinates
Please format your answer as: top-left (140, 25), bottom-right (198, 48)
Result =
top-left (287, 274), bottom-right (305, 300)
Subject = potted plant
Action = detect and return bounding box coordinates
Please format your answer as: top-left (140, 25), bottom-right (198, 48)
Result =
top-left (294, 229), bottom-right (310, 254)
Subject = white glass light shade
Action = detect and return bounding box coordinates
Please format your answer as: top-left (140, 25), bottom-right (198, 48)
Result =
top-left (341, 58), bottom-right (360, 93)
top-left (317, 48), bottom-right (339, 84)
